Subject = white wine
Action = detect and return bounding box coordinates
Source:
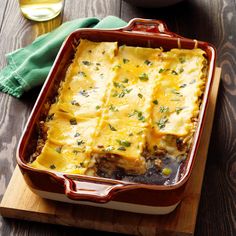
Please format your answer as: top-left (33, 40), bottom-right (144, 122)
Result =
top-left (19, 0), bottom-right (64, 22)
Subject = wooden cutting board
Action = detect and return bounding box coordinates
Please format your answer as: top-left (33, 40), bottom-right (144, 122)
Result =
top-left (0, 68), bottom-right (221, 236)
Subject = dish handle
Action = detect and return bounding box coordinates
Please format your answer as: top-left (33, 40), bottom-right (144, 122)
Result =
top-left (63, 175), bottom-right (131, 203)
top-left (120, 18), bottom-right (184, 38)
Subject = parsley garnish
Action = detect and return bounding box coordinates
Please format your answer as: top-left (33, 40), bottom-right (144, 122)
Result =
top-left (180, 84), bottom-right (187, 88)
top-left (82, 60), bottom-right (92, 66)
top-left (96, 105), bottom-right (101, 110)
top-left (116, 140), bottom-right (131, 147)
top-left (117, 146), bottom-right (126, 151)
top-left (50, 164), bottom-right (56, 169)
top-left (157, 117), bottom-right (168, 129)
top-left (79, 90), bottom-right (89, 97)
top-left (179, 68), bottom-right (184, 73)
top-left (77, 140), bottom-right (85, 145)
top-left (159, 106), bottom-right (169, 113)
top-left (105, 146), bottom-right (114, 152)
top-left (109, 104), bottom-right (119, 112)
top-left (179, 57), bottom-right (186, 63)
top-left (74, 132), bottom-right (80, 137)
top-left (123, 58), bottom-right (130, 64)
top-left (71, 100), bottom-right (80, 106)
top-left (109, 124), bottom-right (117, 131)
top-left (129, 110), bottom-right (146, 122)
top-left (46, 113), bottom-right (54, 122)
top-left (55, 146), bottom-right (62, 153)
top-left (153, 100), bottom-right (158, 105)
top-left (159, 68), bottom-right (165, 73)
top-left (138, 93), bottom-right (143, 99)
top-left (144, 60), bottom-right (152, 66)
top-left (139, 73), bottom-right (149, 81)
top-left (70, 118), bottom-right (77, 125)
top-left (122, 78), bottom-right (129, 83)
top-left (171, 70), bottom-right (178, 75)
top-left (176, 107), bottom-right (184, 114)
top-left (78, 71), bottom-right (86, 77)
top-left (113, 82), bottom-right (125, 88)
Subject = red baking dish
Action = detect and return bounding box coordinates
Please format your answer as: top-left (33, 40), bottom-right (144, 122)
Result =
top-left (17, 18), bottom-right (216, 215)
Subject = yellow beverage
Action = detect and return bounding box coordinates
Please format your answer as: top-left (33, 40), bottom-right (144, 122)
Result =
top-left (19, 0), bottom-right (64, 22)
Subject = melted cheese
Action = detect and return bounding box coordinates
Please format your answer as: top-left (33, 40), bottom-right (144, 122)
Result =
top-left (31, 40), bottom-right (207, 175)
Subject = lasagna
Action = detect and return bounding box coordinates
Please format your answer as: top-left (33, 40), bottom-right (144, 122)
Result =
top-left (30, 39), bottom-right (207, 183)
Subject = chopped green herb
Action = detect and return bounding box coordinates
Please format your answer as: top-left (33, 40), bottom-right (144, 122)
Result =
top-left (113, 82), bottom-right (125, 88)
top-left (153, 100), bottom-right (158, 105)
top-left (50, 164), bottom-right (56, 169)
top-left (105, 146), bottom-right (114, 152)
top-left (78, 71), bottom-right (86, 77)
top-left (82, 60), bottom-right (92, 66)
top-left (139, 73), bottom-right (149, 81)
top-left (179, 68), bottom-right (184, 73)
top-left (109, 104), bottom-right (119, 112)
top-left (75, 164), bottom-right (81, 168)
top-left (96, 63), bottom-right (101, 66)
top-left (96, 105), bottom-right (101, 110)
top-left (122, 78), bottom-right (129, 83)
top-left (116, 140), bottom-right (131, 147)
top-left (156, 117), bottom-right (168, 129)
top-left (144, 60), bottom-right (152, 66)
top-left (117, 146), bottom-right (126, 151)
top-left (73, 150), bottom-right (80, 155)
top-left (179, 57), bottom-right (186, 63)
top-left (171, 89), bottom-right (182, 96)
top-left (123, 58), bottom-right (130, 64)
top-left (112, 90), bottom-right (119, 97)
top-left (171, 70), bottom-right (178, 75)
top-left (46, 113), bottom-right (54, 122)
top-left (162, 167), bottom-right (172, 176)
top-left (74, 132), bottom-right (80, 137)
top-left (138, 93), bottom-right (143, 99)
top-left (79, 89), bottom-right (89, 97)
top-left (55, 146), bottom-right (62, 153)
top-left (129, 110), bottom-right (146, 122)
top-left (109, 124), bottom-right (117, 131)
top-left (71, 100), bottom-right (80, 106)
top-left (176, 107), bottom-right (184, 114)
top-left (159, 68), bottom-right (165, 73)
top-left (80, 162), bottom-right (85, 167)
top-left (180, 84), bottom-right (187, 88)
top-left (95, 66), bottom-right (99, 71)
top-left (70, 118), bottom-right (77, 125)
top-left (102, 50), bottom-right (105, 54)
top-left (118, 88), bottom-right (132, 98)
top-left (77, 140), bottom-right (85, 145)
top-left (113, 64), bottom-right (121, 70)
top-left (159, 106), bottom-right (169, 113)
top-left (137, 131), bottom-right (143, 135)
top-left (128, 133), bottom-right (134, 136)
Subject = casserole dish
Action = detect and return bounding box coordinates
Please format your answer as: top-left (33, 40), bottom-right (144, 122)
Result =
top-left (17, 18), bottom-right (216, 215)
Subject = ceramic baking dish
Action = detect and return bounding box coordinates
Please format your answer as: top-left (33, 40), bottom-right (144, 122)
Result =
top-left (17, 18), bottom-right (216, 215)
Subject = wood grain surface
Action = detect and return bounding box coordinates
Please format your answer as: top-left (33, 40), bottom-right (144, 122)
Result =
top-left (0, 0), bottom-right (235, 235)
top-left (0, 68), bottom-right (221, 236)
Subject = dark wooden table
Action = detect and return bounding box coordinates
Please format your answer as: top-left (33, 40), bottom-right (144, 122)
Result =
top-left (0, 0), bottom-right (236, 235)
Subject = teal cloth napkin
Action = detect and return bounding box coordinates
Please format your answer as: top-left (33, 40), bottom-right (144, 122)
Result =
top-left (0, 16), bottom-right (127, 98)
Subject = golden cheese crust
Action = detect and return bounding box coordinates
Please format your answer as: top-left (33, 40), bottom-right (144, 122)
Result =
top-left (30, 39), bottom-right (207, 177)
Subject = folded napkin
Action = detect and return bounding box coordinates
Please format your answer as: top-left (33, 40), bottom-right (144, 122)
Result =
top-left (0, 16), bottom-right (127, 98)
